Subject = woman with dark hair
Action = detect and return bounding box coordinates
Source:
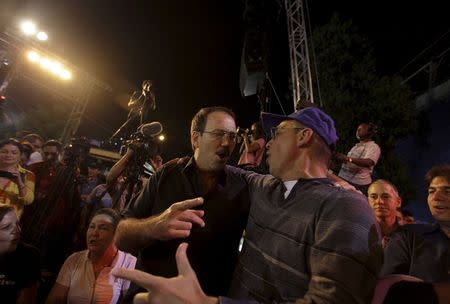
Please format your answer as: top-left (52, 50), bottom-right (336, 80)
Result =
top-left (46, 208), bottom-right (136, 304)
top-left (0, 138), bottom-right (35, 218)
top-left (0, 205), bottom-right (40, 303)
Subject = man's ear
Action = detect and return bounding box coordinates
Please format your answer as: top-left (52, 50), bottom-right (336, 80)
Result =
top-left (297, 128), bottom-right (314, 147)
top-left (191, 131), bottom-right (199, 150)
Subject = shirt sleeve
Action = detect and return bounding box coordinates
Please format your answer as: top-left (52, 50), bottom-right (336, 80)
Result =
top-left (56, 253), bottom-right (78, 287)
top-left (362, 143), bottom-right (381, 164)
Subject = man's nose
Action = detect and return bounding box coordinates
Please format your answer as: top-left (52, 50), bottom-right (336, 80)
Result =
top-left (433, 190), bottom-right (448, 201)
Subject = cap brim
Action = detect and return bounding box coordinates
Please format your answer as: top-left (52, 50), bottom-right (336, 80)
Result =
top-left (260, 112), bottom-right (290, 136)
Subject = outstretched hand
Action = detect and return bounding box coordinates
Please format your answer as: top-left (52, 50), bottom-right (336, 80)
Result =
top-left (151, 197), bottom-right (205, 241)
top-left (112, 243), bottom-right (218, 304)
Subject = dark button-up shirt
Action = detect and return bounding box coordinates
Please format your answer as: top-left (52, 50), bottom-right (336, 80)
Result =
top-left (123, 157), bottom-right (250, 298)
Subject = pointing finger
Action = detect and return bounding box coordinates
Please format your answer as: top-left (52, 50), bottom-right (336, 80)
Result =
top-left (172, 197), bottom-right (204, 211)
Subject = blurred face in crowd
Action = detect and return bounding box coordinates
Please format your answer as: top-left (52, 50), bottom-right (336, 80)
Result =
top-left (86, 214), bottom-right (115, 256)
top-left (356, 124), bottom-right (370, 141)
top-left (0, 210), bottom-right (21, 254)
top-left (0, 144), bottom-right (21, 167)
top-left (43, 145), bottom-right (60, 164)
top-left (396, 210), bottom-right (415, 225)
top-left (368, 182), bottom-right (401, 222)
top-left (88, 166), bottom-right (100, 179)
top-left (266, 120), bottom-right (303, 181)
top-left (427, 176), bottom-right (450, 222)
top-left (30, 139), bottom-right (43, 153)
top-left (150, 155), bottom-right (163, 171)
top-left (192, 111), bottom-right (237, 172)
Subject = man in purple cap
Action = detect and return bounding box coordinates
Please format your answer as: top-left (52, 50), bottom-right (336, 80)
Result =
top-left (113, 108), bottom-right (383, 304)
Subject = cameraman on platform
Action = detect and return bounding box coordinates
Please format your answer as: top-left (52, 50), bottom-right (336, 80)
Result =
top-left (237, 122), bottom-right (266, 172)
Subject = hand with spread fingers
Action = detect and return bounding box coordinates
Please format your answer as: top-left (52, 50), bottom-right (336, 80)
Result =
top-left (152, 198), bottom-right (206, 241)
top-left (112, 243), bottom-right (218, 304)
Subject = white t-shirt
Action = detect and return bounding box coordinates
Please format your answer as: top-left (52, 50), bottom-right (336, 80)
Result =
top-left (338, 141), bottom-right (381, 185)
top-left (56, 250), bottom-right (136, 304)
top-left (283, 180), bottom-right (298, 199)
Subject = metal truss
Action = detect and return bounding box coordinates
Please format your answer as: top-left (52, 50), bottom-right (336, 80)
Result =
top-left (284, 0), bottom-right (314, 109)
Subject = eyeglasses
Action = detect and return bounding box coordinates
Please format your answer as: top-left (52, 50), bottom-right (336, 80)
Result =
top-left (270, 127), bottom-right (306, 139)
top-left (201, 130), bottom-right (238, 142)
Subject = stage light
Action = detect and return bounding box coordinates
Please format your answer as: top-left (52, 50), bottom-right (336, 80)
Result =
top-left (36, 31), bottom-right (48, 41)
top-left (60, 69), bottom-right (72, 80)
top-left (158, 134), bottom-right (165, 141)
top-left (20, 21), bottom-right (37, 35)
top-left (27, 51), bottom-right (40, 62)
top-left (48, 61), bottom-right (62, 75)
top-left (40, 57), bottom-right (52, 70)
top-left (25, 50), bottom-right (73, 81)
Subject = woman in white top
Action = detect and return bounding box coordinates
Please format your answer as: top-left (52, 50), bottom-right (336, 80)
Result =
top-left (46, 208), bottom-right (136, 304)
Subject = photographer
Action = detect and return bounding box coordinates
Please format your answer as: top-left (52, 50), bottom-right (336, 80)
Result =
top-left (0, 139), bottom-right (35, 218)
top-left (106, 133), bottom-right (161, 211)
top-left (237, 122), bottom-right (266, 171)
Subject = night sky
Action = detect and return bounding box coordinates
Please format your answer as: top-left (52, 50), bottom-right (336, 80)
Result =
top-left (4, 0), bottom-right (449, 159)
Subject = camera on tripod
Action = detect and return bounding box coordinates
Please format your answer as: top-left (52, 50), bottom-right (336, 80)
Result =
top-left (124, 122), bottom-right (162, 156)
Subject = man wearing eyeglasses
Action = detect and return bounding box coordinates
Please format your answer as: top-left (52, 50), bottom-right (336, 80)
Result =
top-left (116, 106), bottom-right (250, 303)
top-left (114, 107), bottom-right (383, 304)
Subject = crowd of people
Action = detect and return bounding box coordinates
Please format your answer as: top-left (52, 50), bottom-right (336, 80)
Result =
top-left (0, 105), bottom-right (448, 304)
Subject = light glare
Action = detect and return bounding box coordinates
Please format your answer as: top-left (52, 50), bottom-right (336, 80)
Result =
top-left (27, 51), bottom-right (40, 62)
top-left (60, 70), bottom-right (72, 80)
top-left (20, 21), bottom-right (36, 35)
top-left (36, 31), bottom-right (48, 41)
top-left (158, 135), bottom-right (165, 141)
top-left (40, 58), bottom-right (52, 70)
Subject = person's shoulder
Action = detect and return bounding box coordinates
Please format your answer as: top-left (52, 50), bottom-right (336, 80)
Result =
top-left (64, 250), bottom-right (88, 264)
top-left (225, 165), bottom-right (274, 184)
top-left (399, 222), bottom-right (440, 236)
top-left (160, 156), bottom-right (190, 172)
top-left (366, 140), bottom-right (381, 149)
top-left (316, 182), bottom-right (373, 217)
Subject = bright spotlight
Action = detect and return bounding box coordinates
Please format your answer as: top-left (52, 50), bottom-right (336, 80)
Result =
top-left (49, 61), bottom-right (62, 75)
top-left (36, 31), bottom-right (48, 41)
top-left (20, 21), bottom-right (37, 35)
top-left (158, 134), bottom-right (165, 141)
top-left (60, 69), bottom-right (72, 80)
top-left (27, 51), bottom-right (40, 62)
top-left (39, 58), bottom-right (52, 70)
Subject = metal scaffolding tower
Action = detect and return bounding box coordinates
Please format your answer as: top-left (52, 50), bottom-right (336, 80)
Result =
top-left (284, 0), bottom-right (314, 109)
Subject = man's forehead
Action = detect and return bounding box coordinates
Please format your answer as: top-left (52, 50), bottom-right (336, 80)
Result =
top-left (369, 183), bottom-right (397, 195)
top-left (205, 111), bottom-right (236, 127)
top-left (278, 119), bottom-right (301, 128)
top-left (429, 176), bottom-right (450, 188)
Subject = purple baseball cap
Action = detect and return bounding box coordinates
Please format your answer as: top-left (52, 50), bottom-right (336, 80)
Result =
top-left (260, 107), bottom-right (339, 149)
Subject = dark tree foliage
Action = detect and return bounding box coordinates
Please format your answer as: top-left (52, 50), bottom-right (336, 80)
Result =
top-left (311, 13), bottom-right (418, 200)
